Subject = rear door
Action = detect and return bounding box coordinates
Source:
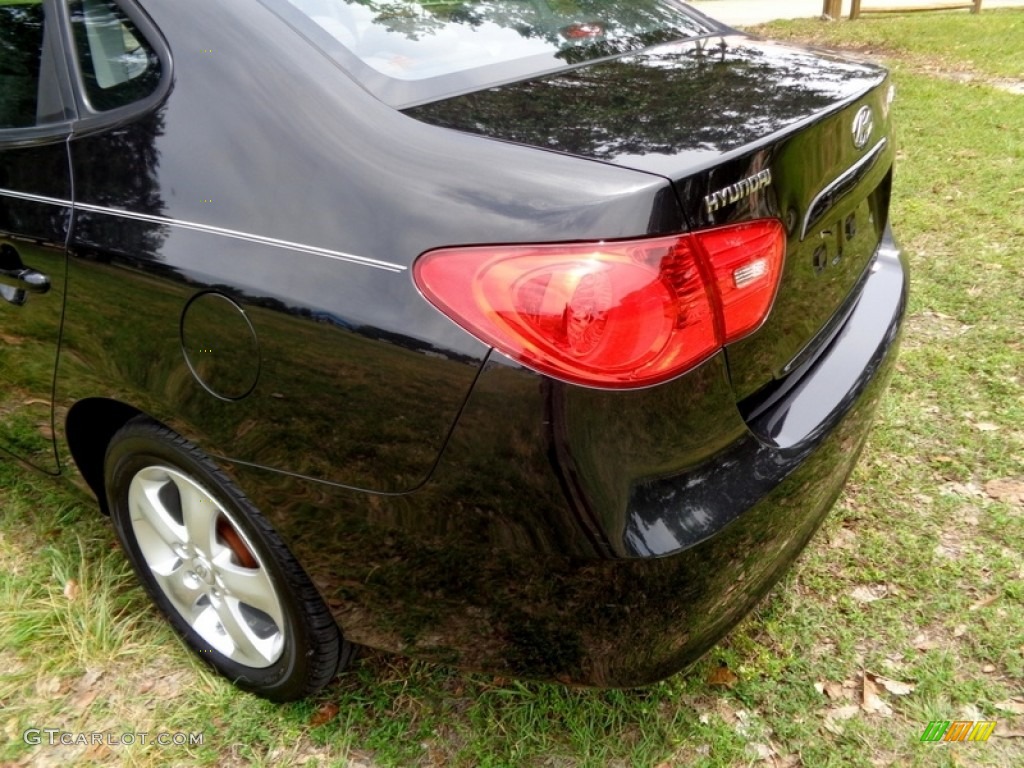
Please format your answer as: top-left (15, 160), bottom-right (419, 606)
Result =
top-left (0, 0), bottom-right (74, 472)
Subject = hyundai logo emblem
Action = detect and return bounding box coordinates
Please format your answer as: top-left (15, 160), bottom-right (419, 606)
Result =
top-left (852, 105), bottom-right (874, 150)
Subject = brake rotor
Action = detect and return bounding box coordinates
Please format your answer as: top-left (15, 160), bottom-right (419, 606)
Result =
top-left (216, 515), bottom-right (258, 568)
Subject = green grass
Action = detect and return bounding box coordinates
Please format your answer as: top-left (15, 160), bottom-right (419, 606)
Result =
top-left (2, 9), bottom-right (1024, 768)
top-left (750, 8), bottom-right (1024, 79)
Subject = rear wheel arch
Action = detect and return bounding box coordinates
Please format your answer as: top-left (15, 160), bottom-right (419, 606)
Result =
top-left (64, 397), bottom-right (145, 514)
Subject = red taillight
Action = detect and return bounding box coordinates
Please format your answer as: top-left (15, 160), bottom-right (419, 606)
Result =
top-left (698, 221), bottom-right (786, 341)
top-left (413, 219), bottom-right (785, 389)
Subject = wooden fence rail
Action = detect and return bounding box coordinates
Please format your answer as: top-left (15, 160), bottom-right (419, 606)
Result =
top-left (851, 0), bottom-right (982, 18)
top-left (823, 1), bottom-right (983, 19)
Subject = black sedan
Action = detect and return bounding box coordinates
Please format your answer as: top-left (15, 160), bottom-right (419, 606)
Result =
top-left (0, 0), bottom-right (906, 700)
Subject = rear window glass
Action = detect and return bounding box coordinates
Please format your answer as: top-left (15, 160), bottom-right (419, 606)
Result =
top-left (266, 0), bottom-right (712, 103)
top-left (70, 0), bottom-right (162, 112)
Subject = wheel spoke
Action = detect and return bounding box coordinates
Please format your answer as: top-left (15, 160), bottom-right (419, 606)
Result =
top-left (175, 476), bottom-right (218, 557)
top-left (215, 555), bottom-right (285, 629)
top-left (191, 603), bottom-right (235, 658)
top-left (129, 473), bottom-right (186, 552)
top-left (214, 596), bottom-right (276, 666)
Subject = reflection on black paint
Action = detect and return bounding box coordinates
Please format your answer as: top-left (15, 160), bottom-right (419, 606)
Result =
top-left (60, 245), bottom-right (484, 493)
top-left (62, 94), bottom-right (489, 495)
top-left (71, 112), bottom-right (169, 261)
top-left (0, 142), bottom-right (70, 472)
top-left (233, 329), bottom-right (899, 684)
top-left (409, 37), bottom-right (885, 162)
top-left (0, 4), bottom-right (46, 130)
top-left (285, 0), bottom-right (709, 76)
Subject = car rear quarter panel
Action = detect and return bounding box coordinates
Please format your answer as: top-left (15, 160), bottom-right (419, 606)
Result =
top-left (57, 0), bottom-right (680, 493)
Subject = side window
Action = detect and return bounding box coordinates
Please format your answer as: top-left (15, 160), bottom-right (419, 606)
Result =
top-left (69, 0), bottom-right (161, 112)
top-left (0, 1), bottom-right (64, 129)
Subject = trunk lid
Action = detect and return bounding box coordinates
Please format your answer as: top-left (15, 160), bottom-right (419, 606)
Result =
top-left (407, 35), bottom-right (894, 399)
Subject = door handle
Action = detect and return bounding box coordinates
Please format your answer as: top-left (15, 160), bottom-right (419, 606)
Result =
top-left (0, 267), bottom-right (50, 294)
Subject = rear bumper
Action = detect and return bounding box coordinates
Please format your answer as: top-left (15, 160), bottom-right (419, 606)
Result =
top-left (625, 229), bottom-right (907, 558)
top-left (243, 232), bottom-right (907, 685)
top-left (497, 236), bottom-right (905, 684)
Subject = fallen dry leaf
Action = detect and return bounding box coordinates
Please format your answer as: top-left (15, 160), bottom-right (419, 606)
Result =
top-left (69, 668), bottom-right (104, 711)
top-left (912, 633), bottom-right (938, 651)
top-left (817, 681), bottom-right (847, 701)
top-left (974, 422), bottom-right (1000, 432)
top-left (953, 624), bottom-right (968, 638)
top-left (985, 478), bottom-right (1024, 505)
top-left (309, 702), bottom-right (339, 727)
top-left (71, 688), bottom-right (100, 712)
top-left (861, 674), bottom-right (894, 717)
top-left (871, 673), bottom-right (914, 696)
top-left (969, 594), bottom-right (999, 611)
top-left (76, 667), bottom-right (104, 689)
top-left (994, 698), bottom-right (1024, 715)
top-left (63, 579), bottom-right (80, 601)
top-left (707, 664), bottom-right (739, 688)
top-left (850, 585), bottom-right (887, 603)
top-left (823, 704), bottom-right (860, 734)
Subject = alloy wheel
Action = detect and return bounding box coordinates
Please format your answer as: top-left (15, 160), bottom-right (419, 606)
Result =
top-left (127, 465), bottom-right (285, 668)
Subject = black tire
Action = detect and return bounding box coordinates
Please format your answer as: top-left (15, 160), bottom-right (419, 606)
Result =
top-left (104, 416), bottom-right (353, 701)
